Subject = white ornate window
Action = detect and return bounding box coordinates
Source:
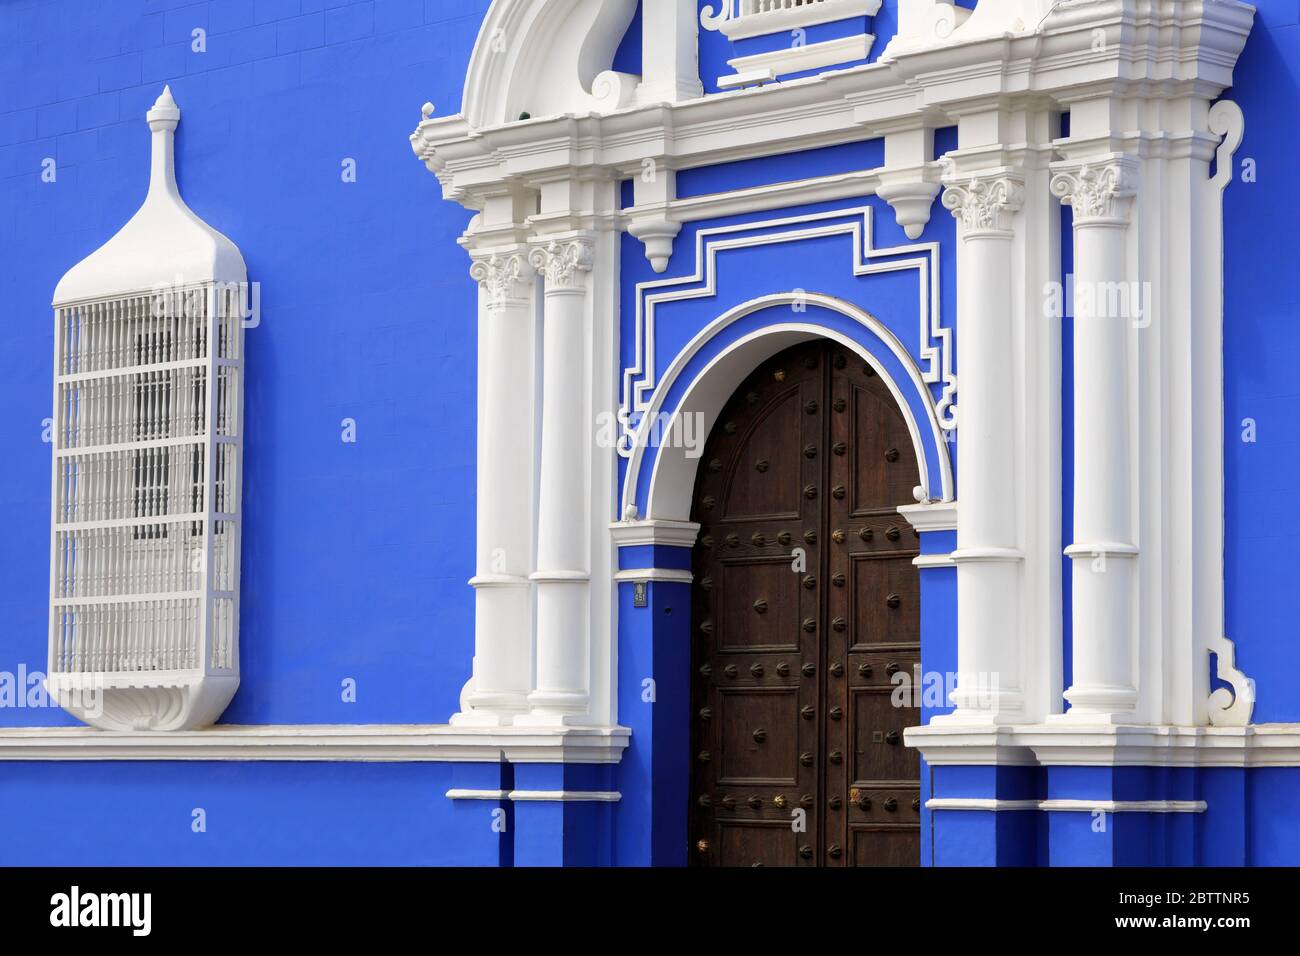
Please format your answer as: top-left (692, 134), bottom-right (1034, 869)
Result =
top-left (48, 87), bottom-right (247, 731)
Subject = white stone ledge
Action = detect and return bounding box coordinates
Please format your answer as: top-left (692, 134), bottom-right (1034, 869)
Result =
top-left (907, 722), bottom-right (1300, 768)
top-left (0, 724), bottom-right (631, 764)
top-left (927, 798), bottom-right (1207, 813)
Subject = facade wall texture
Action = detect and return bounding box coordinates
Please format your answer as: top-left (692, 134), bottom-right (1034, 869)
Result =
top-left (0, 0), bottom-right (1295, 865)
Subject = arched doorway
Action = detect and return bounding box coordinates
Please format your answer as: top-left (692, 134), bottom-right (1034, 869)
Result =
top-left (688, 339), bottom-right (922, 867)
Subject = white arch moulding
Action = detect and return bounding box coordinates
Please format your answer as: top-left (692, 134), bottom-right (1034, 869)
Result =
top-left (627, 296), bottom-right (954, 525)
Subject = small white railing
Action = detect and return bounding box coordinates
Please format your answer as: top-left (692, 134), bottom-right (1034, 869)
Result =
top-left (702, 0), bottom-right (877, 39)
top-left (744, 0), bottom-right (828, 15)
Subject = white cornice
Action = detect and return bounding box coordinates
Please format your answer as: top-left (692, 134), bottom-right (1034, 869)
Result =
top-left (609, 518), bottom-right (701, 549)
top-left (412, 1), bottom-right (1255, 206)
top-left (725, 34), bottom-right (876, 84)
top-left (0, 724), bottom-right (632, 763)
top-left (898, 500), bottom-right (958, 533)
top-left (613, 568), bottom-right (696, 583)
top-left (908, 722), bottom-right (1300, 768)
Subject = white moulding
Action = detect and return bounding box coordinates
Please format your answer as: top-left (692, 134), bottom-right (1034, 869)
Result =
top-left (0, 724), bottom-right (633, 763)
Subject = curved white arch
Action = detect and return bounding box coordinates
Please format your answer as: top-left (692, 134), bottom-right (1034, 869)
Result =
top-left (462, 0), bottom-right (638, 128)
top-left (627, 293), bottom-right (954, 523)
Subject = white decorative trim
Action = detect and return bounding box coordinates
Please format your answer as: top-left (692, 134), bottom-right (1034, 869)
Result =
top-left (609, 518), bottom-right (701, 549)
top-left (529, 237), bottom-right (594, 291)
top-left (912, 553), bottom-right (955, 569)
top-left (926, 798), bottom-right (1206, 813)
top-left (0, 725), bottom-right (632, 763)
top-left (1204, 99), bottom-right (1254, 730)
top-left (1038, 799), bottom-right (1206, 814)
top-left (621, 206), bottom-right (954, 461)
top-left (725, 34), bottom-right (875, 83)
top-left (705, 0), bottom-right (880, 40)
top-left (445, 788), bottom-right (622, 802)
top-left (458, 0), bottom-right (640, 127)
top-left (1208, 634), bottom-right (1255, 728)
top-left (632, 312), bottom-right (954, 519)
top-left (469, 251), bottom-right (533, 307)
top-left (909, 722), bottom-right (1300, 768)
top-left (926, 798), bottom-right (1038, 812)
top-left (898, 500), bottom-right (958, 533)
top-left (613, 568), bottom-right (695, 584)
top-left (716, 68), bottom-right (777, 91)
top-left (446, 789), bottom-right (510, 800)
top-left (941, 169), bottom-right (1025, 234)
top-left (508, 790), bottom-right (622, 802)
top-left (1049, 159), bottom-right (1138, 224)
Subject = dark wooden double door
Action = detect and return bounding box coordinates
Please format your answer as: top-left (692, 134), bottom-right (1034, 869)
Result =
top-left (690, 340), bottom-right (922, 867)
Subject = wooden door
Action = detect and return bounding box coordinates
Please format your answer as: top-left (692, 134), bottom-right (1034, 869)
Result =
top-left (689, 340), bottom-right (922, 867)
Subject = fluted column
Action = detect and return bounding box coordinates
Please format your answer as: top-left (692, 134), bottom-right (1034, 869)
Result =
top-left (453, 250), bottom-right (537, 726)
top-left (518, 236), bottom-right (595, 725)
top-left (938, 170), bottom-right (1026, 723)
top-left (1051, 159), bottom-right (1139, 721)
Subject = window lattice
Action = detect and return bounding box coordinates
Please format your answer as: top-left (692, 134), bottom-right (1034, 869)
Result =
top-left (50, 286), bottom-right (243, 676)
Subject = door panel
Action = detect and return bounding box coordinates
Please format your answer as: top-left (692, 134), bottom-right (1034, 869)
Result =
top-left (690, 340), bottom-right (921, 867)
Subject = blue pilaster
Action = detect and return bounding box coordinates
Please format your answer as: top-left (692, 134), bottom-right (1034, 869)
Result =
top-left (929, 764), bottom-right (1041, 866)
top-left (1043, 766), bottom-right (1200, 866)
top-left (511, 763), bottom-right (618, 867)
top-left (613, 573), bottom-right (692, 866)
top-left (448, 762), bottom-right (514, 867)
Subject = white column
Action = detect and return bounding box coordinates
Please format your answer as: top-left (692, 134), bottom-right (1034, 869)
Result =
top-left (1051, 158), bottom-right (1139, 722)
top-left (938, 170), bottom-right (1026, 723)
top-left (518, 236), bottom-right (595, 725)
top-left (453, 250), bottom-right (537, 726)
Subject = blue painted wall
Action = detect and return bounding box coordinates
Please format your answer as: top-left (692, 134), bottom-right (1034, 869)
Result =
top-left (1222, 0), bottom-right (1300, 725)
top-left (0, 0), bottom-right (491, 727)
top-left (1, 0), bottom-right (1298, 867)
top-left (0, 760), bottom-right (509, 865)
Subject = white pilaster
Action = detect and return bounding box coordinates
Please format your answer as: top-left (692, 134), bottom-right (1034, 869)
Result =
top-left (638, 0), bottom-right (703, 105)
top-left (453, 248), bottom-right (538, 726)
top-left (518, 236), bottom-right (596, 725)
top-left (937, 170), bottom-right (1026, 723)
top-left (1051, 158), bottom-right (1140, 722)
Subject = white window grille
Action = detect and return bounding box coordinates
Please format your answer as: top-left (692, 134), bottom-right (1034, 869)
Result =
top-left (48, 87), bottom-right (246, 731)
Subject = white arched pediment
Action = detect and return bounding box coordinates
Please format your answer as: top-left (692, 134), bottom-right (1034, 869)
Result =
top-left (462, 0), bottom-right (640, 128)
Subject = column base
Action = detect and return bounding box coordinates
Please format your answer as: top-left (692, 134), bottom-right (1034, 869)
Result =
top-left (931, 685), bottom-right (1025, 725)
top-left (449, 708), bottom-right (528, 728)
top-left (1053, 686), bottom-right (1139, 724)
top-left (515, 690), bottom-right (593, 727)
top-left (929, 706), bottom-right (1025, 728)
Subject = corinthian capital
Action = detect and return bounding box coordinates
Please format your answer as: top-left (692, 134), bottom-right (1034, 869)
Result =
top-left (941, 172), bottom-right (1025, 234)
top-left (469, 251), bottom-right (533, 308)
top-left (529, 238), bottom-right (594, 291)
top-left (1050, 160), bottom-right (1137, 223)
